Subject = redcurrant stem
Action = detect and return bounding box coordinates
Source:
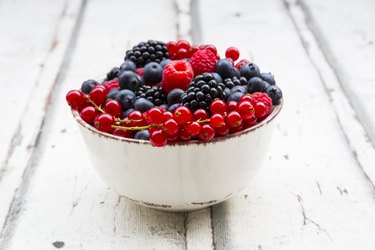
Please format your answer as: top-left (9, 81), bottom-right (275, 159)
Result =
top-left (197, 118), bottom-right (210, 123)
top-left (112, 125), bottom-right (151, 131)
top-left (112, 124), bottom-right (162, 131)
top-left (86, 96), bottom-right (105, 113)
top-left (115, 117), bottom-right (143, 124)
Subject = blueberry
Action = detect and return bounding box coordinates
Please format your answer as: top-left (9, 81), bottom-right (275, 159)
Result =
top-left (123, 108), bottom-right (135, 118)
top-left (227, 92), bottom-right (245, 102)
top-left (265, 85), bottom-right (283, 105)
top-left (216, 59), bottom-right (234, 79)
top-left (119, 60), bottom-right (136, 72)
top-left (159, 104), bottom-right (169, 110)
top-left (119, 70), bottom-right (144, 91)
top-left (160, 59), bottom-right (172, 68)
top-left (223, 87), bottom-right (231, 100)
top-left (168, 103), bottom-right (182, 112)
top-left (212, 72), bottom-right (223, 83)
top-left (247, 77), bottom-right (270, 93)
top-left (232, 67), bottom-right (241, 78)
top-left (167, 88), bottom-right (185, 105)
top-left (81, 79), bottom-right (98, 94)
top-left (143, 62), bottom-right (163, 84)
top-left (134, 130), bottom-right (150, 140)
top-left (115, 89), bottom-right (136, 110)
top-left (107, 88), bottom-right (119, 99)
top-left (240, 63), bottom-right (260, 80)
top-left (134, 97), bottom-right (154, 112)
top-left (231, 85), bottom-right (247, 94)
top-left (260, 72), bottom-right (276, 85)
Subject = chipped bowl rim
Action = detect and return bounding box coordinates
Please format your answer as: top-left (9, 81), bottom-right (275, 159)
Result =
top-left (72, 98), bottom-right (283, 147)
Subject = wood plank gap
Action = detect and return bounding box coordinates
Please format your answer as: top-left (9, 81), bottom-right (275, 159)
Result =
top-left (0, 0), bottom-right (88, 245)
top-left (210, 206), bottom-right (216, 250)
top-left (283, 0), bottom-right (375, 191)
top-left (190, 0), bottom-right (202, 44)
top-left (297, 0), bottom-right (375, 147)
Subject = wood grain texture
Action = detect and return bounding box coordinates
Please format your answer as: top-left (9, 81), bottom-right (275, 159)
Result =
top-left (0, 0), bottom-right (199, 249)
top-left (0, 0), bottom-right (84, 235)
top-left (298, 0), bottom-right (375, 145)
top-left (196, 0), bottom-right (375, 249)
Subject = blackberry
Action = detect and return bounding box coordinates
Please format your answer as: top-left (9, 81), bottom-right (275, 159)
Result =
top-left (106, 67), bottom-right (120, 81)
top-left (223, 76), bottom-right (247, 89)
top-left (125, 40), bottom-right (169, 68)
top-left (181, 73), bottom-right (226, 112)
top-left (135, 85), bottom-right (167, 106)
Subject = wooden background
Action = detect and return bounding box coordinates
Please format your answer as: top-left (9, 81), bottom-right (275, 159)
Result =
top-left (1, 0), bottom-right (375, 249)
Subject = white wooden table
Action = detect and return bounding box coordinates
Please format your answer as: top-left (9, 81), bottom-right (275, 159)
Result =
top-left (1, 0), bottom-right (375, 249)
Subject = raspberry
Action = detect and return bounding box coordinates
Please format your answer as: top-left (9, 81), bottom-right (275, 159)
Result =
top-left (251, 92), bottom-right (273, 117)
top-left (162, 60), bottom-right (194, 94)
top-left (190, 49), bottom-right (217, 75)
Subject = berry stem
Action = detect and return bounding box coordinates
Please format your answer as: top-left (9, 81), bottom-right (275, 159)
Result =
top-left (197, 118), bottom-right (210, 123)
top-left (86, 96), bottom-right (105, 113)
top-left (112, 124), bottom-right (152, 131)
top-left (115, 117), bottom-right (143, 124)
top-left (112, 124), bottom-right (162, 131)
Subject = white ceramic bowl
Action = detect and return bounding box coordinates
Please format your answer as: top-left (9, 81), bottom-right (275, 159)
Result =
top-left (72, 101), bottom-right (282, 211)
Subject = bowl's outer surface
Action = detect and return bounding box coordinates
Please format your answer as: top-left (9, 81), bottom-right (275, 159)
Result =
top-left (73, 103), bottom-right (282, 211)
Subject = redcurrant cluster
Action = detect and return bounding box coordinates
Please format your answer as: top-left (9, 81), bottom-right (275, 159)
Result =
top-left (66, 40), bottom-right (283, 147)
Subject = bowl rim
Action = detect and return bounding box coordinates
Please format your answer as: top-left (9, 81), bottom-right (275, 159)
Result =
top-left (72, 98), bottom-right (283, 147)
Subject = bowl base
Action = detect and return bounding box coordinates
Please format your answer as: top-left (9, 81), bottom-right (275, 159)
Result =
top-left (121, 194), bottom-right (230, 212)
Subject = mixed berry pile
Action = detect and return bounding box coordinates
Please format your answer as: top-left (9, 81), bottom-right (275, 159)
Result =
top-left (66, 40), bottom-right (283, 147)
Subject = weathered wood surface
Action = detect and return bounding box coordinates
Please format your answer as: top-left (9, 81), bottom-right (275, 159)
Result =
top-left (298, 0), bottom-right (375, 145)
top-left (198, 0), bottom-right (375, 249)
top-left (0, 0), bottom-right (84, 236)
top-left (1, 0), bottom-right (375, 249)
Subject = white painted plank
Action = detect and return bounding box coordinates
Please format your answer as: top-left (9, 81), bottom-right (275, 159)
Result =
top-left (0, 0), bottom-right (68, 166)
top-left (299, 0), bottom-right (375, 145)
top-left (0, 0), bottom-right (198, 249)
top-left (197, 0), bottom-right (375, 249)
top-left (0, 0), bottom-right (84, 232)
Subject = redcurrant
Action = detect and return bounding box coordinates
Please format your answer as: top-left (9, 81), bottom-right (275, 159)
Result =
top-left (174, 106), bottom-right (193, 124)
top-left (150, 130), bottom-right (168, 147)
top-left (237, 101), bottom-right (255, 120)
top-left (210, 114), bottom-right (225, 128)
top-left (147, 108), bottom-right (164, 124)
top-left (89, 87), bottom-right (106, 105)
top-left (113, 129), bottom-right (133, 138)
top-left (176, 40), bottom-right (191, 50)
top-left (163, 119), bottom-right (179, 136)
top-left (225, 47), bottom-right (240, 61)
top-left (215, 125), bottom-right (229, 136)
top-left (66, 90), bottom-right (85, 109)
top-left (94, 113), bottom-right (115, 133)
top-left (186, 122), bottom-right (201, 137)
top-left (199, 124), bottom-right (215, 142)
top-left (254, 102), bottom-right (267, 119)
top-left (226, 111), bottom-right (243, 128)
top-left (210, 99), bottom-right (226, 115)
top-left (226, 101), bottom-right (238, 113)
top-left (193, 109), bottom-right (209, 121)
top-left (79, 106), bottom-right (98, 125)
top-left (162, 111), bottom-right (174, 122)
top-left (180, 128), bottom-right (192, 141)
top-left (104, 100), bottom-right (121, 117)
